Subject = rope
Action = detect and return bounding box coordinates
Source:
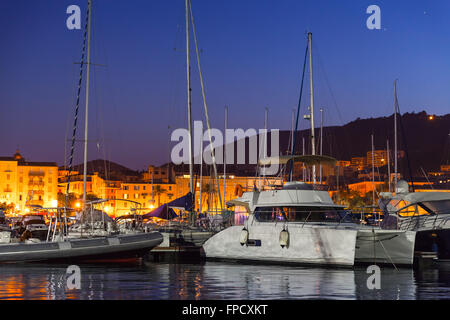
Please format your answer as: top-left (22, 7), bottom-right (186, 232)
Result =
top-left (377, 238), bottom-right (399, 271)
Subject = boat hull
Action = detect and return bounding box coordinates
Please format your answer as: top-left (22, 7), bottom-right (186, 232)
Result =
top-left (0, 232), bottom-right (163, 263)
top-left (202, 225), bottom-right (357, 267)
top-left (415, 229), bottom-right (450, 260)
top-left (354, 229), bottom-right (416, 265)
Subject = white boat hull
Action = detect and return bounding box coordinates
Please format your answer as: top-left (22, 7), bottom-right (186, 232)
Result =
top-left (355, 229), bottom-right (416, 265)
top-left (203, 225), bottom-right (357, 267)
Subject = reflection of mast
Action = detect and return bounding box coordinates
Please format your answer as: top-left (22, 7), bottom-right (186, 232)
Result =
top-left (83, 0), bottom-right (92, 208)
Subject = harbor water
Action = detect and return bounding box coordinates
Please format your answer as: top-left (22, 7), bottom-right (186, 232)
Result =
top-left (0, 261), bottom-right (449, 300)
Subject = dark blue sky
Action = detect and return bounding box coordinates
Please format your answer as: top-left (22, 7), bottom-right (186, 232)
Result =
top-left (1, 0), bottom-right (449, 170)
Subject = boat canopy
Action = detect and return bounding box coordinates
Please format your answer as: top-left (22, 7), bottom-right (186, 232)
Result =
top-left (143, 204), bottom-right (178, 220)
top-left (165, 192), bottom-right (193, 211)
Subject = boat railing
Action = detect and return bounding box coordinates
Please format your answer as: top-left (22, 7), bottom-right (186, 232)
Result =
top-left (398, 211), bottom-right (450, 231)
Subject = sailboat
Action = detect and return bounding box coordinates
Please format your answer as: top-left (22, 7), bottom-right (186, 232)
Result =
top-left (203, 33), bottom-right (416, 267)
top-left (0, 0), bottom-right (163, 263)
top-left (377, 82), bottom-right (450, 262)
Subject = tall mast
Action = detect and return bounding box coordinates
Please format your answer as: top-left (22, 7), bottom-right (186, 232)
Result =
top-left (394, 79), bottom-right (398, 192)
top-left (82, 0), bottom-right (92, 208)
top-left (387, 139), bottom-right (391, 193)
top-left (319, 107), bottom-right (323, 184)
top-left (262, 107), bottom-right (268, 189)
top-left (302, 137), bottom-right (306, 181)
top-left (186, 0), bottom-right (194, 198)
top-left (308, 32), bottom-right (316, 184)
top-left (199, 121), bottom-right (203, 213)
top-left (372, 134), bottom-right (375, 206)
top-left (223, 106), bottom-right (227, 205)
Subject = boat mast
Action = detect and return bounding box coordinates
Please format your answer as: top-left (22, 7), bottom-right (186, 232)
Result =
top-left (394, 79), bottom-right (398, 192)
top-left (319, 107), bottom-right (323, 184)
top-left (199, 123), bottom-right (203, 213)
top-left (223, 106), bottom-right (227, 204)
top-left (308, 32), bottom-right (316, 184)
top-left (186, 0), bottom-right (194, 204)
top-left (262, 107), bottom-right (268, 189)
top-left (83, 0), bottom-right (92, 208)
top-left (387, 139), bottom-right (391, 193)
top-left (371, 134), bottom-right (375, 206)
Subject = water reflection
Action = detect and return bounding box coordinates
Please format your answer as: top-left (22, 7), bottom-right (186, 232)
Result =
top-left (0, 261), bottom-right (449, 300)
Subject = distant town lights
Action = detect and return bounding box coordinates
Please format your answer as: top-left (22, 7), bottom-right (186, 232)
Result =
top-left (428, 115), bottom-right (434, 120)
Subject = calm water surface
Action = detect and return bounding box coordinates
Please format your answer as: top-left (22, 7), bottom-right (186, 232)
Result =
top-left (0, 261), bottom-right (449, 300)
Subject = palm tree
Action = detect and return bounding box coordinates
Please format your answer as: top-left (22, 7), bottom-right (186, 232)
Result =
top-left (153, 185), bottom-right (167, 207)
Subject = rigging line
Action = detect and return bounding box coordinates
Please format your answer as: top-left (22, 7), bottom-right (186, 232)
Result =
top-left (289, 39), bottom-right (309, 181)
top-left (64, 2), bottom-right (90, 211)
top-left (189, 1), bottom-right (223, 210)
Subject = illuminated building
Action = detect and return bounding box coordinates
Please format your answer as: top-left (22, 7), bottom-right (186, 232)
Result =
top-left (0, 151), bottom-right (58, 212)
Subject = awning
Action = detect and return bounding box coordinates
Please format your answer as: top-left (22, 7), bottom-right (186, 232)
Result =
top-left (166, 192), bottom-right (193, 211)
top-left (143, 204), bottom-right (178, 220)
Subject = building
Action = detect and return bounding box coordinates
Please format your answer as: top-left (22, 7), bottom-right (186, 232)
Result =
top-left (348, 181), bottom-right (385, 197)
top-left (175, 175), bottom-right (282, 212)
top-left (0, 151), bottom-right (58, 212)
top-left (366, 150), bottom-right (388, 168)
top-left (351, 157), bottom-right (366, 170)
top-left (142, 164), bottom-right (175, 183)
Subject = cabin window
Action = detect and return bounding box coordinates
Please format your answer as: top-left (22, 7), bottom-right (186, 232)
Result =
top-left (398, 204), bottom-right (430, 217)
top-left (420, 200), bottom-right (450, 215)
top-left (254, 206), bottom-right (351, 223)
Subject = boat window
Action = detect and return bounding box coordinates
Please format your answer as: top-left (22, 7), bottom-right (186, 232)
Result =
top-left (254, 206), bottom-right (351, 223)
top-left (389, 199), bottom-right (410, 210)
top-left (420, 200), bottom-right (450, 215)
top-left (397, 204), bottom-right (430, 217)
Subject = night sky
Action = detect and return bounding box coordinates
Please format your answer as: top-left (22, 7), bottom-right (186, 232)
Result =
top-left (1, 0), bottom-right (449, 170)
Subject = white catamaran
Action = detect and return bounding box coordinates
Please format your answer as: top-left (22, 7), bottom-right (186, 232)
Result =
top-left (203, 33), bottom-right (416, 267)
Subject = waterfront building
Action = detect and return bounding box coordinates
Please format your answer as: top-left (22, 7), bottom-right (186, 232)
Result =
top-left (0, 151), bottom-right (58, 212)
